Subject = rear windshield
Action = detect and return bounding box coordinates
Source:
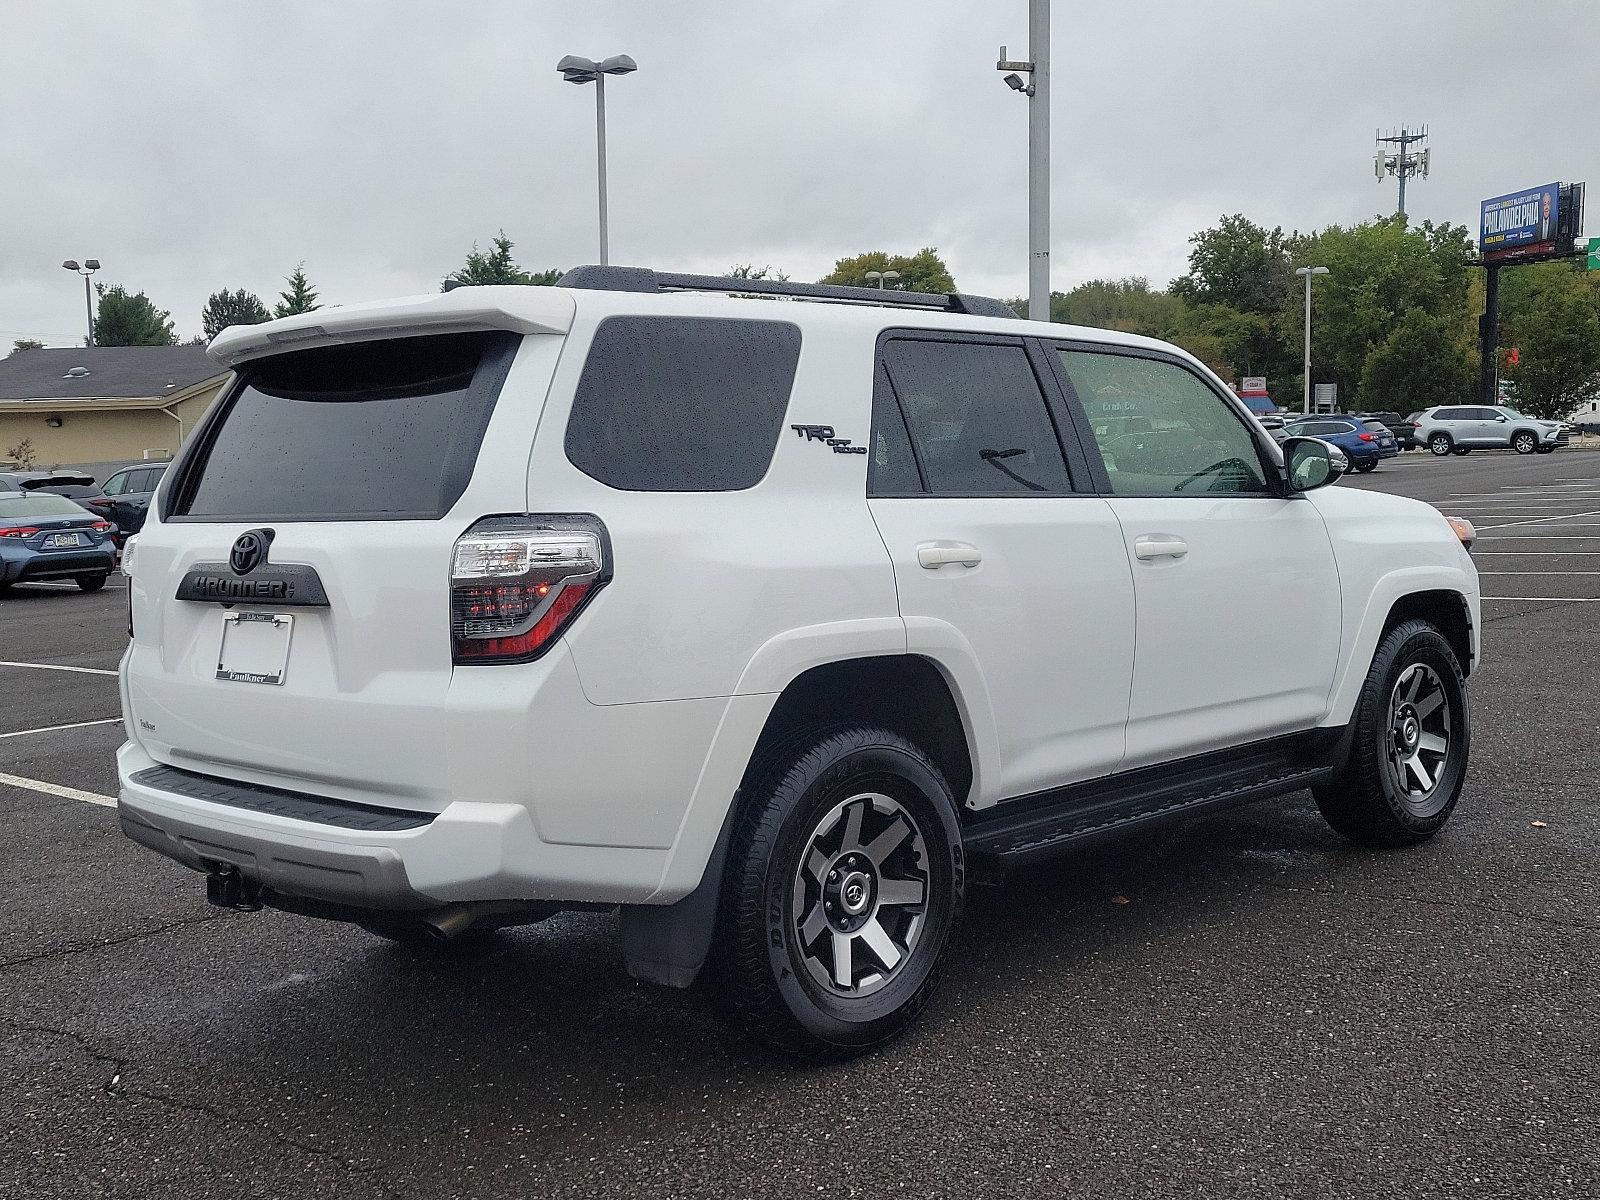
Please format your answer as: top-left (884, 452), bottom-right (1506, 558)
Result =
top-left (169, 331), bottom-right (518, 521)
top-left (0, 493), bottom-right (86, 519)
top-left (1361, 419), bottom-right (1388, 432)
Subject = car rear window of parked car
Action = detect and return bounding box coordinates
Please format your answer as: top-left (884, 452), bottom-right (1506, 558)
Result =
top-left (1057, 350), bottom-right (1268, 496)
top-left (565, 316), bottom-right (801, 492)
top-left (875, 337), bottom-right (1071, 496)
top-left (1361, 420), bottom-right (1389, 432)
top-left (169, 331), bottom-right (517, 521)
top-left (0, 493), bottom-right (86, 519)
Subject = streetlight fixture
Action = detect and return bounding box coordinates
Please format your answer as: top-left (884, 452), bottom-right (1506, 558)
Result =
top-left (996, 0), bottom-right (1051, 321)
top-left (62, 258), bottom-right (101, 347)
top-left (557, 53), bottom-right (637, 266)
top-left (864, 270), bottom-right (901, 291)
top-left (1295, 265), bottom-right (1330, 414)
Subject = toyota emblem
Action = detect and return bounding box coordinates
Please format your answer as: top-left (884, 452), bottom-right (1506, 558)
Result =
top-left (229, 529), bottom-right (274, 575)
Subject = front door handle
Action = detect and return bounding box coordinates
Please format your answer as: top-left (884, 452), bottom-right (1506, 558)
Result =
top-left (1134, 534), bottom-right (1189, 561)
top-left (917, 542), bottom-right (983, 569)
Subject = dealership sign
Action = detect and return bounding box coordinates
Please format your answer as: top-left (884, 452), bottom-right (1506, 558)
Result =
top-left (1481, 183), bottom-right (1560, 261)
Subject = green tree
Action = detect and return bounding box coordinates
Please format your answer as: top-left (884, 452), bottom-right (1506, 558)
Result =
top-left (201, 288), bottom-right (272, 341)
top-left (1505, 286), bottom-right (1600, 420)
top-left (274, 264), bottom-right (321, 317)
top-left (820, 248), bottom-right (956, 294)
top-left (1048, 277), bottom-right (1184, 337)
top-left (1171, 214), bottom-right (1295, 315)
top-left (442, 232), bottom-right (561, 289)
top-left (727, 263), bottom-right (790, 281)
top-left (1357, 309), bottom-right (1474, 412)
top-left (8, 338), bottom-right (44, 356)
top-left (93, 284), bottom-right (177, 347)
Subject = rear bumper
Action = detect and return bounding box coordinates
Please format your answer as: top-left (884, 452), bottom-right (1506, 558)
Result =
top-left (0, 546), bottom-right (116, 583)
top-left (116, 739), bottom-right (671, 909)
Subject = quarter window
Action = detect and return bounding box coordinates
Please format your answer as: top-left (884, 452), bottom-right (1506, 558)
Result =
top-left (1057, 350), bottom-right (1269, 496)
top-left (565, 316), bottom-right (801, 492)
top-left (879, 339), bottom-right (1070, 496)
top-left (102, 472), bottom-right (128, 496)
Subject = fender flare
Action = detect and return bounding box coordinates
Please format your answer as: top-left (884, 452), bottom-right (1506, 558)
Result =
top-left (1321, 566), bottom-right (1476, 728)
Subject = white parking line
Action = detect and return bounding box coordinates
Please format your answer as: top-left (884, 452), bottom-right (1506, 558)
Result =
top-left (0, 717), bottom-right (123, 740)
top-left (0, 771), bottom-right (117, 807)
top-left (1478, 571), bottom-right (1600, 575)
top-left (0, 661), bottom-right (118, 677)
top-left (1483, 596), bottom-right (1600, 602)
top-left (1473, 550), bottom-right (1600, 555)
top-left (1476, 508), bottom-right (1600, 531)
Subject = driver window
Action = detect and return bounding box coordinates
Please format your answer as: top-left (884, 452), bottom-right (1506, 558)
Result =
top-left (1057, 350), bottom-right (1269, 496)
top-left (102, 472), bottom-right (126, 496)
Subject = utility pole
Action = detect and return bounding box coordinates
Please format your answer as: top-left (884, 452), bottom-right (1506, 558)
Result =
top-left (1375, 127), bottom-right (1430, 219)
top-left (1295, 266), bottom-right (1329, 414)
top-left (997, 0), bottom-right (1050, 320)
top-left (1479, 264), bottom-right (1500, 405)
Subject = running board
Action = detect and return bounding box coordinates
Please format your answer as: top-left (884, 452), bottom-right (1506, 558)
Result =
top-left (963, 729), bottom-right (1349, 870)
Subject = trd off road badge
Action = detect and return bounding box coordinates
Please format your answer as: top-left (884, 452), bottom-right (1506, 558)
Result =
top-left (790, 424), bottom-right (867, 455)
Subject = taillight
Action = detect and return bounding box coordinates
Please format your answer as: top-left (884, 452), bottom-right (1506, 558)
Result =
top-left (1358, 432), bottom-right (1374, 441)
top-left (450, 514), bottom-right (609, 664)
top-left (91, 520), bottom-right (113, 532)
top-left (0, 526), bottom-right (40, 538)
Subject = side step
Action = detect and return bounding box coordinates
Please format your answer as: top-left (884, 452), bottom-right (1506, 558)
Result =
top-left (963, 729), bottom-right (1348, 870)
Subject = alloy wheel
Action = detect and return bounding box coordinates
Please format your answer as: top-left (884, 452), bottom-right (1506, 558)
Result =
top-left (791, 792), bottom-right (930, 997)
top-left (1386, 663), bottom-right (1452, 813)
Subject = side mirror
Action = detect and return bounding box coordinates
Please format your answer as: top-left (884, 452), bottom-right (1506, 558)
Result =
top-left (1283, 436), bottom-right (1345, 492)
top-left (1496, 414), bottom-right (1508, 422)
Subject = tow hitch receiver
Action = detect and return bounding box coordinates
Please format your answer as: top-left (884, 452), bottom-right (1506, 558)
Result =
top-left (205, 864), bottom-right (263, 911)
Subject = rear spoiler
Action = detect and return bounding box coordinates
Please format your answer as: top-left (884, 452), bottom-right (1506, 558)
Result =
top-left (207, 287), bottom-right (577, 369)
top-left (19, 473), bottom-right (94, 488)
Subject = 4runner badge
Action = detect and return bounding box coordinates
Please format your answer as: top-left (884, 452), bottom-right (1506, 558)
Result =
top-left (790, 424), bottom-right (867, 455)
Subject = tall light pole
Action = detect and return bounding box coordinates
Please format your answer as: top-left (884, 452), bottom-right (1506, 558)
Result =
top-left (62, 258), bottom-right (100, 347)
top-left (864, 270), bottom-right (900, 290)
top-left (997, 0), bottom-right (1050, 320)
top-left (1295, 266), bottom-right (1329, 414)
top-left (557, 54), bottom-right (637, 266)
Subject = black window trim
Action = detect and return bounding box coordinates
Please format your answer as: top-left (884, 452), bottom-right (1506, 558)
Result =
top-left (161, 330), bottom-right (521, 524)
top-left (1041, 339), bottom-right (1288, 499)
top-left (869, 327), bottom-right (1096, 499)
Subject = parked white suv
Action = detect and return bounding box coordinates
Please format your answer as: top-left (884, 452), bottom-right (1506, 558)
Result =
top-left (1415, 404), bottom-right (1568, 456)
top-left (118, 268), bottom-right (1481, 1057)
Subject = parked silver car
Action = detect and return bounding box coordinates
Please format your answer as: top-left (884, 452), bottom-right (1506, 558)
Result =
top-left (1414, 405), bottom-right (1568, 456)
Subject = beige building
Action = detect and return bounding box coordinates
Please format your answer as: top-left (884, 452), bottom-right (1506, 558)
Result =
top-left (0, 346), bottom-right (230, 473)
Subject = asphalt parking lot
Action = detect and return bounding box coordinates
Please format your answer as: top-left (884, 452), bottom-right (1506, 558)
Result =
top-left (2, 451), bottom-right (1597, 1200)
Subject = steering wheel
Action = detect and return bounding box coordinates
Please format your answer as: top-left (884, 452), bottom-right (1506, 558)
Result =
top-left (1175, 456), bottom-right (1256, 493)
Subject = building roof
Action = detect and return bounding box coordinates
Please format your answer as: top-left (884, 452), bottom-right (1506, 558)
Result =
top-left (0, 346), bottom-right (225, 401)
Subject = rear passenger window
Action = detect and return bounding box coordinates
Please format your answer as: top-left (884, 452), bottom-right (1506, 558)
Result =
top-left (879, 338), bottom-right (1070, 495)
top-left (566, 316), bottom-right (800, 492)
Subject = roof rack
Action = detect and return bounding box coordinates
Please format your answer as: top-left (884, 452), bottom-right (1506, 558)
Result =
top-left (556, 265), bottom-right (1018, 320)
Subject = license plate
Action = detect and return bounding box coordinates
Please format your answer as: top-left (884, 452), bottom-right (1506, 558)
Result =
top-left (46, 532), bottom-right (80, 549)
top-left (216, 612), bottom-right (294, 685)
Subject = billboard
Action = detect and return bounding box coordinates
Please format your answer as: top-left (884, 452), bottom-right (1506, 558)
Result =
top-left (1481, 183), bottom-right (1560, 261)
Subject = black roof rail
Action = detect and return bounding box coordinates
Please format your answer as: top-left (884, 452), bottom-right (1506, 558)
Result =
top-left (556, 265), bottom-right (1018, 320)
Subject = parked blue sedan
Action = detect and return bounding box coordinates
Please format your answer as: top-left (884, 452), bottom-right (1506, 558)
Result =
top-left (0, 491), bottom-right (118, 593)
top-left (1282, 414), bottom-right (1400, 473)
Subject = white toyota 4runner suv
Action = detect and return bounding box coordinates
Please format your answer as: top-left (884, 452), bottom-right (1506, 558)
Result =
top-left (118, 268), bottom-right (1480, 1057)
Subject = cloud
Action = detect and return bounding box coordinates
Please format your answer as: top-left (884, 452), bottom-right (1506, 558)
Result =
top-left (2, 0), bottom-right (1595, 342)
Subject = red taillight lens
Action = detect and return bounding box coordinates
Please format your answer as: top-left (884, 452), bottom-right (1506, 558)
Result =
top-left (450, 515), bottom-right (609, 664)
top-left (1358, 432), bottom-right (1374, 441)
top-left (91, 520), bottom-right (113, 532)
top-left (0, 526), bottom-right (40, 538)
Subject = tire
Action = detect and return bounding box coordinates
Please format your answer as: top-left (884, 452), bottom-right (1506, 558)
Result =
top-left (76, 573), bottom-right (108, 593)
top-left (1355, 460), bottom-right (1377, 473)
top-left (1429, 433), bottom-right (1452, 456)
top-left (1315, 619), bottom-right (1469, 848)
top-left (1512, 431), bottom-right (1538, 455)
top-left (1537, 445), bottom-right (1556, 455)
top-left (706, 724), bottom-right (964, 1059)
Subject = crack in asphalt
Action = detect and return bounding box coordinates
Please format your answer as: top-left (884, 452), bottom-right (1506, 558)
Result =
top-left (0, 911), bottom-right (228, 971)
top-left (4, 1021), bottom-right (404, 1198)
top-left (1259, 880), bottom-right (1600, 936)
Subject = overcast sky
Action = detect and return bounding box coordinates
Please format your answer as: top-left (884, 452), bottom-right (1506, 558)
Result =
top-left (3, 1), bottom-right (1597, 345)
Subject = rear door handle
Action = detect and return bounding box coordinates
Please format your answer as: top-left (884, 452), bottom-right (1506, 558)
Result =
top-left (917, 542), bottom-right (983, 569)
top-left (1133, 534), bottom-right (1188, 561)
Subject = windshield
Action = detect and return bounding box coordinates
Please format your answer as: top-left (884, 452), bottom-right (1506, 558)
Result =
top-left (0, 492), bottom-right (88, 519)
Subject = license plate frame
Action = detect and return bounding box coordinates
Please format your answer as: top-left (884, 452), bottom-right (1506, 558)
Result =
top-left (46, 532), bottom-right (80, 549)
top-left (216, 612), bottom-right (294, 686)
